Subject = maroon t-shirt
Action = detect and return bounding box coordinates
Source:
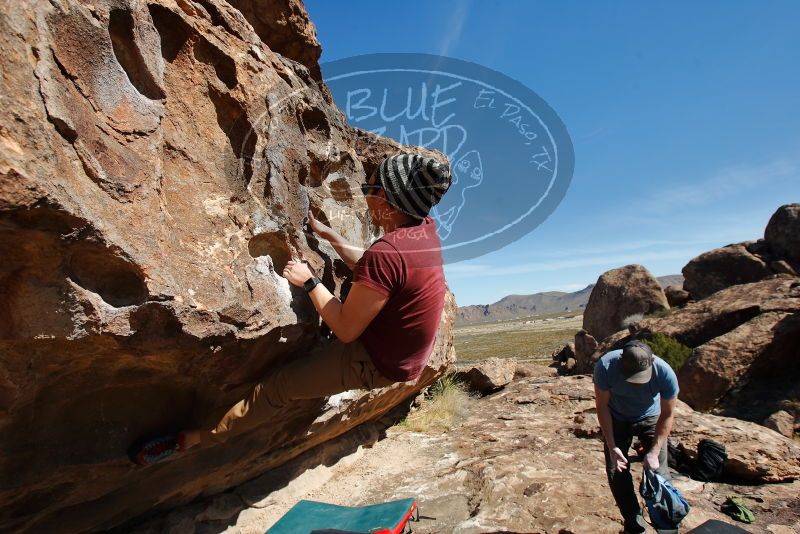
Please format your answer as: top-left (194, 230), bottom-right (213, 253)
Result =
top-left (352, 217), bottom-right (446, 381)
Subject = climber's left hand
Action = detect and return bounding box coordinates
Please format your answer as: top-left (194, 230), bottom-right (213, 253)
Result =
top-left (283, 260), bottom-right (314, 287)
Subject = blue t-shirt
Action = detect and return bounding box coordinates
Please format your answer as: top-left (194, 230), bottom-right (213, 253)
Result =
top-left (593, 349), bottom-right (679, 423)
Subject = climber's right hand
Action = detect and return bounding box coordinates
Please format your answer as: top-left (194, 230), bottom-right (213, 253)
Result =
top-left (306, 209), bottom-right (333, 240)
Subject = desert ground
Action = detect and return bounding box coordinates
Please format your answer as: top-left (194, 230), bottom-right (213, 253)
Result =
top-left (455, 312), bottom-right (583, 363)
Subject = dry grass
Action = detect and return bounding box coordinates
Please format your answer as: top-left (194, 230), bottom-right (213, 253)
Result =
top-left (400, 374), bottom-right (471, 433)
top-left (455, 328), bottom-right (577, 362)
top-left (454, 311), bottom-right (582, 363)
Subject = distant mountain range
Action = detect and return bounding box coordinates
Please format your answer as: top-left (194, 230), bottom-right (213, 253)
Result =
top-left (456, 275), bottom-right (684, 324)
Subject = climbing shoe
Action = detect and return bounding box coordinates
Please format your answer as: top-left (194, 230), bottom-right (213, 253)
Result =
top-left (129, 432), bottom-right (186, 466)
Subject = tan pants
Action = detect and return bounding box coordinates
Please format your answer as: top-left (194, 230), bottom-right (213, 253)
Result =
top-left (212, 339), bottom-right (395, 439)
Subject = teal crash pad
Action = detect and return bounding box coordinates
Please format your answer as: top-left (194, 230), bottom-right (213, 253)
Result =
top-left (266, 498), bottom-right (416, 534)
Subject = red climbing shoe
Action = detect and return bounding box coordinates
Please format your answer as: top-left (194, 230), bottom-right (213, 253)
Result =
top-left (129, 433), bottom-right (186, 466)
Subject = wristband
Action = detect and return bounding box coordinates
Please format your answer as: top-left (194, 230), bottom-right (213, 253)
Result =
top-left (303, 276), bottom-right (322, 293)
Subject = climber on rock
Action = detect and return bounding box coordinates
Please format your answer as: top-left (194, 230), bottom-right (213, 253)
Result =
top-left (593, 340), bottom-right (680, 534)
top-left (130, 154), bottom-right (452, 465)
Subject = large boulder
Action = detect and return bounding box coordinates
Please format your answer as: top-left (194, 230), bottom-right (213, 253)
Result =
top-left (771, 259), bottom-right (798, 276)
top-left (671, 400), bottom-right (800, 483)
top-left (682, 243), bottom-right (772, 300)
top-left (0, 1), bottom-right (453, 532)
top-left (573, 329), bottom-right (598, 374)
top-left (664, 284), bottom-right (690, 307)
top-left (634, 276), bottom-right (798, 348)
top-left (764, 410), bottom-right (796, 438)
top-left (677, 311), bottom-right (797, 411)
top-left (552, 342), bottom-right (575, 362)
top-left (456, 358), bottom-right (516, 395)
top-left (582, 265), bottom-right (669, 342)
top-left (765, 203), bottom-right (800, 263)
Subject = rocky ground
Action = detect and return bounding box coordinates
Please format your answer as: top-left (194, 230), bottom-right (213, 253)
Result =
top-left (128, 365), bottom-right (800, 534)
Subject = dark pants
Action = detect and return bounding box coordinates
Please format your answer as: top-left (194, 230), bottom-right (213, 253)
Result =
top-left (603, 415), bottom-right (669, 533)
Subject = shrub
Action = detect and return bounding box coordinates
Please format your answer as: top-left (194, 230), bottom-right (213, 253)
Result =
top-left (644, 333), bottom-right (692, 371)
top-left (646, 307), bottom-right (672, 319)
top-left (622, 308), bottom-right (671, 331)
top-left (621, 313), bottom-right (644, 329)
top-left (400, 373), bottom-right (470, 433)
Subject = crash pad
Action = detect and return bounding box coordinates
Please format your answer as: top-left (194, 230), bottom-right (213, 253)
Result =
top-left (686, 519), bottom-right (752, 533)
top-left (266, 498), bottom-right (417, 534)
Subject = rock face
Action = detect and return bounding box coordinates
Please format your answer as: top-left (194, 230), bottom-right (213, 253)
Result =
top-left (764, 410), bottom-right (796, 439)
top-left (456, 357), bottom-right (516, 394)
top-left (551, 341), bottom-right (575, 362)
top-left (582, 264), bottom-right (669, 341)
top-left (0, 1), bottom-right (453, 532)
top-left (677, 309), bottom-right (796, 412)
top-left (227, 0), bottom-right (324, 82)
top-left (765, 204), bottom-right (800, 263)
top-left (574, 328), bottom-right (599, 374)
top-left (683, 244), bottom-right (772, 300)
top-left (681, 205), bottom-right (800, 301)
top-left (669, 399), bottom-right (800, 484)
top-left (589, 276), bottom-right (800, 428)
top-left (665, 284), bottom-right (691, 307)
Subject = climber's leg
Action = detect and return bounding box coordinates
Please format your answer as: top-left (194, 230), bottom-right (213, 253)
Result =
top-left (210, 338), bottom-right (394, 439)
top-left (132, 339), bottom-right (392, 465)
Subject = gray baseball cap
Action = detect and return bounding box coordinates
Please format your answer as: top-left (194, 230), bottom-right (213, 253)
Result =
top-left (621, 340), bottom-right (655, 384)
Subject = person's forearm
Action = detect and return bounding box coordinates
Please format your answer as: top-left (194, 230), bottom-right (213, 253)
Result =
top-left (322, 229), bottom-right (364, 270)
top-left (650, 413), bottom-right (674, 454)
top-left (596, 404), bottom-right (616, 449)
top-left (307, 284), bottom-right (345, 337)
top-left (306, 284), bottom-right (357, 342)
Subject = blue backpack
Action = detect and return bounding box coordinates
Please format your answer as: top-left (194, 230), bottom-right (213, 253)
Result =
top-left (640, 469), bottom-right (691, 530)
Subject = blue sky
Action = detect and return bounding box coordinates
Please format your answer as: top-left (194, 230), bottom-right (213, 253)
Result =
top-left (306, 0), bottom-right (800, 306)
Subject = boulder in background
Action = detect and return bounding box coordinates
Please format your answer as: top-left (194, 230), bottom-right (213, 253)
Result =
top-left (765, 203), bottom-right (800, 263)
top-left (456, 357), bottom-right (516, 395)
top-left (763, 410), bottom-right (796, 438)
top-left (683, 244), bottom-right (772, 300)
top-left (582, 264), bottom-right (669, 342)
top-left (665, 284), bottom-right (691, 307)
top-left (574, 329), bottom-right (599, 374)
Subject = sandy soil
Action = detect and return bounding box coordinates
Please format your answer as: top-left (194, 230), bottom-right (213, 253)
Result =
top-left (235, 430), bottom-right (449, 533)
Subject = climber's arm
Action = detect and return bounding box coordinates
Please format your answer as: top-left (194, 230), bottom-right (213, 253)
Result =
top-left (307, 282), bottom-right (387, 343)
top-left (282, 260), bottom-right (387, 342)
top-left (307, 210), bottom-right (364, 269)
top-left (325, 232), bottom-right (365, 271)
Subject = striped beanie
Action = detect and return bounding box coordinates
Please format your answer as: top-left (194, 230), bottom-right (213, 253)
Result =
top-left (376, 154), bottom-right (452, 219)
